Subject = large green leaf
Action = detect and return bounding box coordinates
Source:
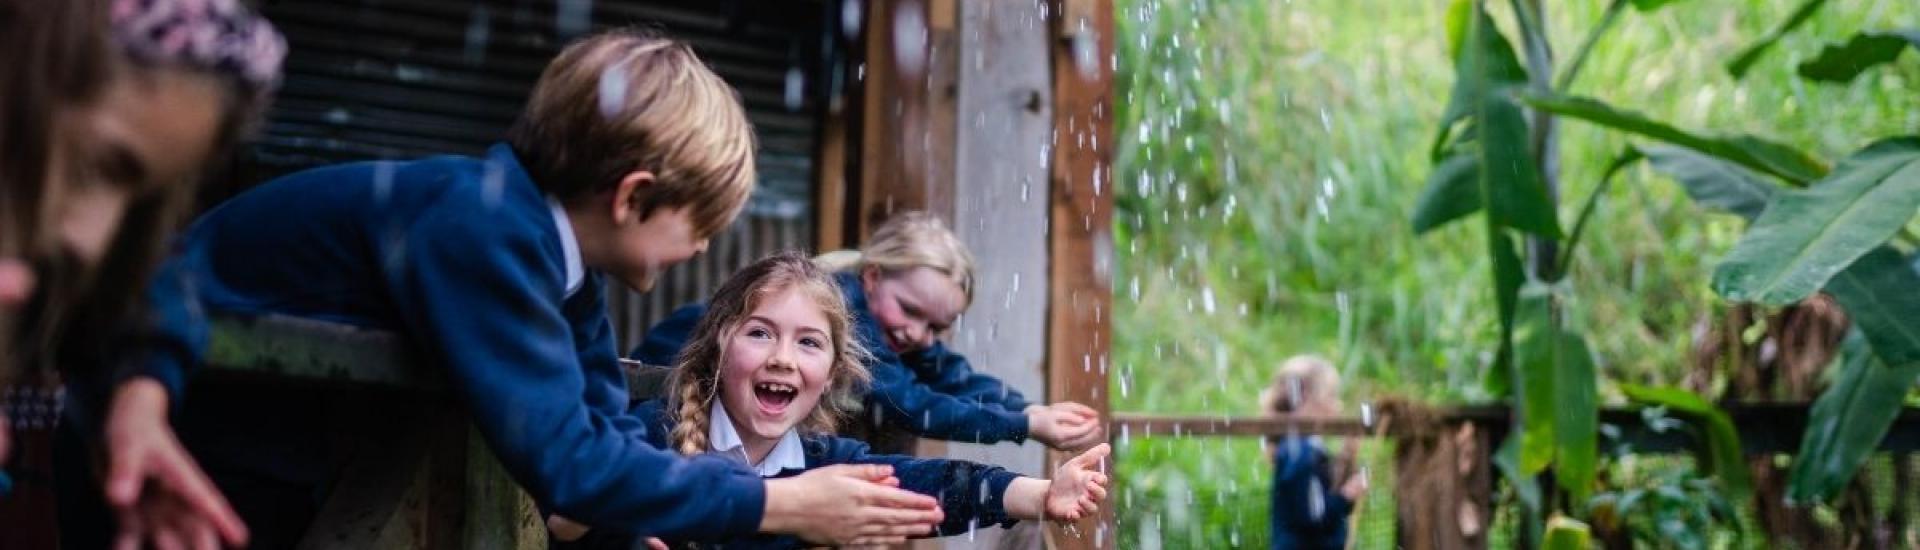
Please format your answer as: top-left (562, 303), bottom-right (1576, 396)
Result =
top-left (1786, 334), bottom-right (1920, 503)
top-left (1640, 144), bottom-right (1780, 221)
top-left (1480, 95), bottom-right (1562, 238)
top-left (1485, 230), bottom-right (1527, 398)
top-left (1513, 286), bottom-right (1558, 474)
top-left (1543, 516), bottom-right (1594, 550)
top-left (1510, 284), bottom-right (1599, 500)
top-left (1620, 384), bottom-right (1752, 500)
top-left (1798, 30), bottom-right (1920, 83)
top-left (1412, 154), bottom-right (1481, 234)
top-left (1712, 138), bottom-right (1920, 306)
top-left (1436, 5), bottom-right (1528, 137)
top-left (1418, 3), bottom-right (1560, 238)
top-left (1520, 93), bottom-right (1826, 184)
top-left (1826, 247), bottom-right (1920, 366)
top-left (1553, 331), bottom-right (1599, 505)
top-left (1726, 0), bottom-right (1831, 79)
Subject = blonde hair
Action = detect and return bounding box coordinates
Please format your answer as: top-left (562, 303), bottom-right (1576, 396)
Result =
top-left (814, 211), bottom-right (976, 305)
top-left (1259, 355), bottom-right (1340, 415)
top-left (507, 28), bottom-right (755, 237)
top-left (665, 252), bottom-right (874, 455)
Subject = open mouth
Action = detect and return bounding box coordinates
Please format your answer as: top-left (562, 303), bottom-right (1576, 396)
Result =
top-left (753, 381), bottom-right (798, 414)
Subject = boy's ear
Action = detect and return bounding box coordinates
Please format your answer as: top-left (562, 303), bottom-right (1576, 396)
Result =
top-left (859, 265), bottom-right (882, 290)
top-left (609, 170), bottom-right (657, 225)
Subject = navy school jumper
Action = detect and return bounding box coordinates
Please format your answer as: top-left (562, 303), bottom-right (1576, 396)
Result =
top-left (60, 144), bottom-right (766, 543)
top-left (629, 272), bottom-right (1033, 444)
top-left (554, 399), bottom-right (1023, 550)
top-left (1269, 436), bottom-right (1353, 550)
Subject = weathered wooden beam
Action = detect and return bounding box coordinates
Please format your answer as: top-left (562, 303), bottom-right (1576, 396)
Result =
top-left (1046, 0), bottom-right (1115, 547)
top-left (204, 313), bottom-right (438, 390)
top-left (1113, 404), bottom-right (1920, 455)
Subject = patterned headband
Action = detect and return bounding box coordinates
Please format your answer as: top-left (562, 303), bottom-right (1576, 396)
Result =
top-left (110, 0), bottom-right (287, 97)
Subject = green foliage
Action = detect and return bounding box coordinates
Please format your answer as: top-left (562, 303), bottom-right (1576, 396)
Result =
top-left (1799, 29), bottom-right (1920, 83)
top-left (1711, 138), bottom-right (1920, 306)
top-left (1638, 144), bottom-right (1779, 221)
top-left (1588, 457), bottom-right (1743, 550)
top-left (1825, 247), bottom-right (1920, 367)
top-left (1113, 0), bottom-right (1920, 540)
top-left (1619, 385), bottom-right (1752, 500)
top-left (1727, 0), bottom-right (1832, 78)
top-left (1787, 334), bottom-right (1920, 503)
top-left (1543, 516), bottom-right (1594, 550)
top-left (1520, 93), bottom-right (1828, 184)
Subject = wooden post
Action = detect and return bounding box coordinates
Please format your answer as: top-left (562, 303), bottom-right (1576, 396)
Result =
top-left (939, 0), bottom-right (1056, 547)
top-left (1046, 0), bottom-right (1115, 547)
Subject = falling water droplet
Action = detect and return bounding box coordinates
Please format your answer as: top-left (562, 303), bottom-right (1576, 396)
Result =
top-left (892, 2), bottom-right (928, 76)
top-left (556, 0), bottom-right (591, 38)
top-left (783, 67), bottom-right (805, 111)
top-left (463, 5), bottom-right (491, 65)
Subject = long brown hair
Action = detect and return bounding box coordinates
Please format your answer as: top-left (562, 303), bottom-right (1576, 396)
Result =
top-left (0, 0), bottom-right (112, 382)
top-left (664, 252), bottom-right (873, 456)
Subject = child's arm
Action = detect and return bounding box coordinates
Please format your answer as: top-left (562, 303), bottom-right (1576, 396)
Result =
top-left (1001, 444), bottom-right (1112, 521)
top-left (854, 321), bottom-right (1033, 444)
top-left (395, 207), bottom-right (769, 541)
top-left (903, 342), bottom-right (1032, 410)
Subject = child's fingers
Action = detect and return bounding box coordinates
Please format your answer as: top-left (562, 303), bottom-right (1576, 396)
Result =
top-left (645, 537), bottom-right (669, 550)
top-left (825, 463), bottom-right (895, 483)
top-left (849, 536), bottom-right (909, 546)
top-left (1068, 443), bottom-right (1112, 468)
top-left (1088, 482), bottom-right (1108, 501)
top-left (863, 484), bottom-right (942, 512)
top-left (1057, 402), bottom-right (1099, 421)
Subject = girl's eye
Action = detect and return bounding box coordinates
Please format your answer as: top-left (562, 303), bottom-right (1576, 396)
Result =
top-left (799, 336), bottom-right (825, 350)
top-left (747, 327), bottom-right (772, 339)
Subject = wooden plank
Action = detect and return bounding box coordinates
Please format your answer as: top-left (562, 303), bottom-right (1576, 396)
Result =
top-left (936, 0), bottom-right (1057, 546)
top-left (1112, 405), bottom-right (1920, 455)
top-left (1046, 0), bottom-right (1116, 547)
top-left (203, 313), bottom-right (438, 390)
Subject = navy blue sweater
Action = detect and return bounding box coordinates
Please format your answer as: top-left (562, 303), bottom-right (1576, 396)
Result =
top-left (630, 272), bottom-right (1032, 444)
top-left (115, 144), bottom-right (766, 540)
top-left (1270, 437), bottom-right (1352, 550)
top-left (556, 399), bottom-right (1023, 549)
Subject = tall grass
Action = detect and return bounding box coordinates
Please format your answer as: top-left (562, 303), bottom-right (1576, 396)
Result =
top-left (1112, 0), bottom-right (1920, 546)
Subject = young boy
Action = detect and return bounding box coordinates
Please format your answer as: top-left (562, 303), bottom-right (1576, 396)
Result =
top-left (64, 29), bottom-right (942, 547)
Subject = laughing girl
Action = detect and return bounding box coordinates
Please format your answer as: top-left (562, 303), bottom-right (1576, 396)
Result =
top-left (552, 252), bottom-right (1109, 549)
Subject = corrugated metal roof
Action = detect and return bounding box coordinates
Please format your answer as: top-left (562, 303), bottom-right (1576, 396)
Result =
top-left (248, 0), bottom-right (822, 217)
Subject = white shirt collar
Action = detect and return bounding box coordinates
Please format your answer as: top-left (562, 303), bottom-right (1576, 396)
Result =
top-left (545, 197), bottom-right (584, 298)
top-left (708, 400), bottom-right (807, 477)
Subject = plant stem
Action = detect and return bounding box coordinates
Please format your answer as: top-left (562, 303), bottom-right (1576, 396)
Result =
top-left (1556, 0), bottom-right (1628, 92)
top-left (1556, 148), bottom-right (1645, 279)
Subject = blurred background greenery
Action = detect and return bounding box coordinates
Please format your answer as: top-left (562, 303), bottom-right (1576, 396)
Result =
top-left (1108, 0), bottom-right (1920, 546)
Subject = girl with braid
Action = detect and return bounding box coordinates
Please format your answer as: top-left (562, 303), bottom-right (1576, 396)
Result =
top-left (551, 252), bottom-right (1110, 549)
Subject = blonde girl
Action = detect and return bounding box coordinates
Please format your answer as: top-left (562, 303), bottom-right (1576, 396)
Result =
top-left (632, 211), bottom-right (1102, 451)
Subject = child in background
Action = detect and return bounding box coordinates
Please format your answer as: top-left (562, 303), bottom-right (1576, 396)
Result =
top-left (554, 252), bottom-right (1109, 549)
top-left (62, 29), bottom-right (943, 548)
top-left (633, 211), bottom-right (1102, 452)
top-left (1260, 355), bottom-right (1366, 550)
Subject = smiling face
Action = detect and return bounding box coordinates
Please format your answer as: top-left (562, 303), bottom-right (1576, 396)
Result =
top-left (717, 287), bottom-right (836, 446)
top-left (860, 266), bottom-right (966, 353)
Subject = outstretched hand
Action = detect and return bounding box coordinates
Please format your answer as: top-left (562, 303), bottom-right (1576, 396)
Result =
top-left (103, 378), bottom-right (248, 550)
top-left (1044, 443), bottom-right (1111, 522)
top-left (1026, 402), bottom-right (1103, 451)
top-left (763, 463), bottom-right (944, 546)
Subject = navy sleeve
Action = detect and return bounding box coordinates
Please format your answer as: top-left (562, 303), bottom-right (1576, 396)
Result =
top-left (388, 202), bottom-right (764, 541)
top-left (60, 252), bottom-right (209, 436)
top-left (818, 436), bottom-right (1022, 535)
top-left (856, 317), bottom-right (1029, 444)
top-left (902, 342), bottom-right (1032, 412)
top-left (1269, 440), bottom-right (1352, 548)
top-left (628, 303), bottom-right (706, 366)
